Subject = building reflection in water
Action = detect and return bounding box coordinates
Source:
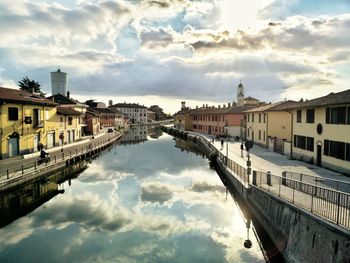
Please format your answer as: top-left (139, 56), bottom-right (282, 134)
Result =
top-left (0, 161), bottom-right (89, 228)
top-left (121, 125), bottom-right (148, 144)
top-left (173, 136), bottom-right (284, 263)
top-left (121, 126), bottom-right (163, 144)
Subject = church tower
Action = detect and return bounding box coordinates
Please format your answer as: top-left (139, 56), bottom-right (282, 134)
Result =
top-left (236, 81), bottom-right (244, 106)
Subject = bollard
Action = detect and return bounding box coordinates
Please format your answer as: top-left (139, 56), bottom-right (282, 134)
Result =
top-left (34, 161), bottom-right (36, 170)
top-left (7, 169), bottom-right (9, 179)
top-left (22, 165), bottom-right (24, 174)
top-left (70, 151), bottom-right (71, 157)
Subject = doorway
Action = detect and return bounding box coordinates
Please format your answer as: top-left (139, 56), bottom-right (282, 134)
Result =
top-left (316, 145), bottom-right (322, 166)
top-left (8, 133), bottom-right (19, 157)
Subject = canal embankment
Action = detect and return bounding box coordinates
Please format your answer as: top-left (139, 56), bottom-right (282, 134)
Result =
top-left (0, 131), bottom-right (123, 191)
top-left (162, 126), bottom-right (350, 263)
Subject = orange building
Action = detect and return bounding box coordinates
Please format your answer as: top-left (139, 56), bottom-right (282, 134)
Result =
top-left (190, 104), bottom-right (253, 137)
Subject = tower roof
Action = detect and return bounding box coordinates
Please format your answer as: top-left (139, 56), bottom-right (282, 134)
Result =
top-left (238, 82), bottom-right (243, 88)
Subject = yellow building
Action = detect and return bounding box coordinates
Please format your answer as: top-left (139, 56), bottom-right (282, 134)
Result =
top-left (245, 101), bottom-right (298, 154)
top-left (0, 87), bottom-right (59, 159)
top-left (174, 102), bottom-right (196, 131)
top-left (47, 93), bottom-right (88, 139)
top-left (289, 90), bottom-right (350, 174)
top-left (55, 107), bottom-right (83, 145)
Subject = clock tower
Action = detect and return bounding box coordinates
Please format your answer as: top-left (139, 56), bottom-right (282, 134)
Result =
top-left (236, 81), bottom-right (244, 106)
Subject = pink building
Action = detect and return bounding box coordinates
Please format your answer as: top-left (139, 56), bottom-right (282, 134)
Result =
top-left (190, 105), bottom-right (253, 137)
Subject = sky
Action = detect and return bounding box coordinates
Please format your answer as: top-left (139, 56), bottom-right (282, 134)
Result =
top-left (0, 0), bottom-right (350, 114)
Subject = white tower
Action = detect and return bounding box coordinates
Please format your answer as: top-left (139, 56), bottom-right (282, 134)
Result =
top-left (51, 68), bottom-right (68, 96)
top-left (236, 81), bottom-right (244, 107)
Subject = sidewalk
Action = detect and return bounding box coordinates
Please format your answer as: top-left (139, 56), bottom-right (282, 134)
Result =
top-left (0, 131), bottom-right (120, 177)
top-left (192, 132), bottom-right (350, 184)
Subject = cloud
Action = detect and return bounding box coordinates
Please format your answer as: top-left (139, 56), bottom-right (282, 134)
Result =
top-left (32, 193), bottom-right (131, 232)
top-left (190, 182), bottom-right (226, 193)
top-left (258, 0), bottom-right (350, 20)
top-left (141, 182), bottom-right (174, 204)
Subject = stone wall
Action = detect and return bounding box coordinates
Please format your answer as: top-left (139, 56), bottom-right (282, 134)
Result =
top-left (248, 186), bottom-right (350, 263)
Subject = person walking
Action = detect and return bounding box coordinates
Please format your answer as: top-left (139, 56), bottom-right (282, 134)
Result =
top-left (240, 142), bottom-right (244, 157)
top-left (221, 139), bottom-right (224, 150)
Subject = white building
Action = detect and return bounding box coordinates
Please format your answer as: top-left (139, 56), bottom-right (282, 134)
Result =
top-left (109, 103), bottom-right (148, 124)
top-left (51, 69), bottom-right (68, 96)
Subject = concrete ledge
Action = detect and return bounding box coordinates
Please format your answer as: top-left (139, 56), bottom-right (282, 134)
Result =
top-left (23, 138), bottom-right (90, 159)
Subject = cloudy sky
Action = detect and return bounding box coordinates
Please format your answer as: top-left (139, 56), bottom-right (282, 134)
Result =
top-left (1, 0), bottom-right (350, 113)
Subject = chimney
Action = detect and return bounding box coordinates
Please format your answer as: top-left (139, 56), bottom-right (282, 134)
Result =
top-left (228, 102), bottom-right (231, 107)
top-left (218, 105), bottom-right (221, 108)
top-left (109, 100), bottom-right (113, 106)
top-left (67, 91), bottom-right (70, 98)
top-left (181, 101), bottom-right (186, 110)
top-left (206, 104), bottom-right (208, 108)
top-left (196, 105), bottom-right (198, 109)
top-left (223, 104), bottom-right (226, 108)
top-left (203, 104), bottom-right (205, 107)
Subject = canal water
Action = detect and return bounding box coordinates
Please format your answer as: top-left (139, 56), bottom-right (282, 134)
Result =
top-left (0, 128), bottom-right (269, 263)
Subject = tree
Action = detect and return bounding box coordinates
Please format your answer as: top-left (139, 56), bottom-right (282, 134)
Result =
top-left (18, 76), bottom-right (43, 96)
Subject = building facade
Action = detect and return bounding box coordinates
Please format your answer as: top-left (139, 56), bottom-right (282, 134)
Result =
top-left (0, 87), bottom-right (59, 159)
top-left (85, 109), bottom-right (101, 135)
top-left (109, 103), bottom-right (147, 124)
top-left (245, 101), bottom-right (297, 154)
top-left (47, 93), bottom-right (87, 139)
top-left (289, 90), bottom-right (350, 174)
top-left (190, 104), bottom-right (251, 137)
top-left (56, 107), bottom-right (82, 145)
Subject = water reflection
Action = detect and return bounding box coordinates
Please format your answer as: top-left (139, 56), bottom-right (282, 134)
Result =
top-left (0, 161), bottom-right (88, 229)
top-left (0, 128), bottom-right (267, 263)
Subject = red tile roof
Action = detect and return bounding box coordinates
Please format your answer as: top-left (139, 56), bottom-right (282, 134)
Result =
top-left (0, 87), bottom-right (57, 106)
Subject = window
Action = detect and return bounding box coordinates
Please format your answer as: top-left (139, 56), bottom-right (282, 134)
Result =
top-left (252, 114), bottom-right (254, 122)
top-left (306, 109), bottom-right (315, 123)
top-left (248, 129), bottom-right (250, 137)
top-left (68, 117), bottom-right (73, 125)
top-left (33, 109), bottom-right (43, 127)
top-left (294, 135), bottom-right (314, 152)
top-left (259, 113), bottom-right (261, 123)
top-left (297, 135), bottom-right (306, 149)
top-left (346, 143), bottom-right (350, 161)
top-left (306, 137), bottom-right (314, 151)
top-left (8, 107), bottom-right (18, 121)
top-left (263, 131), bottom-right (266, 141)
top-left (297, 110), bottom-right (302, 123)
top-left (193, 124), bottom-right (197, 129)
top-left (326, 107), bottom-right (347, 124)
top-left (347, 107), bottom-right (350, 124)
top-left (263, 113), bottom-right (266, 123)
top-left (247, 114), bottom-right (250, 122)
top-left (324, 140), bottom-right (346, 160)
top-left (45, 109), bottom-right (49, 120)
top-left (259, 130), bottom-right (261, 140)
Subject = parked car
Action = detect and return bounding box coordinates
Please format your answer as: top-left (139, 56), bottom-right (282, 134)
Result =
top-left (107, 128), bottom-right (114, 133)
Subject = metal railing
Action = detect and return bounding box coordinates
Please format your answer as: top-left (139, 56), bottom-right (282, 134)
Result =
top-left (0, 134), bottom-right (121, 190)
top-left (283, 171), bottom-right (350, 194)
top-left (166, 127), bottom-right (350, 229)
top-left (253, 171), bottom-right (350, 229)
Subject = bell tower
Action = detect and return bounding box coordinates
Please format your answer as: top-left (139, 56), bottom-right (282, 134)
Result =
top-left (236, 81), bottom-right (244, 106)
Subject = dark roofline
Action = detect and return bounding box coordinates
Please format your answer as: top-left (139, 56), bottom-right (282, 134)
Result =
top-left (0, 87), bottom-right (57, 106)
top-left (283, 89), bottom-right (350, 110)
top-left (110, 103), bottom-right (147, 109)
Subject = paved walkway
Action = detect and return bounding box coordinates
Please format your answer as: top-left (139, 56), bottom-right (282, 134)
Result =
top-left (0, 130), bottom-right (121, 179)
top-left (190, 132), bottom-right (350, 184)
